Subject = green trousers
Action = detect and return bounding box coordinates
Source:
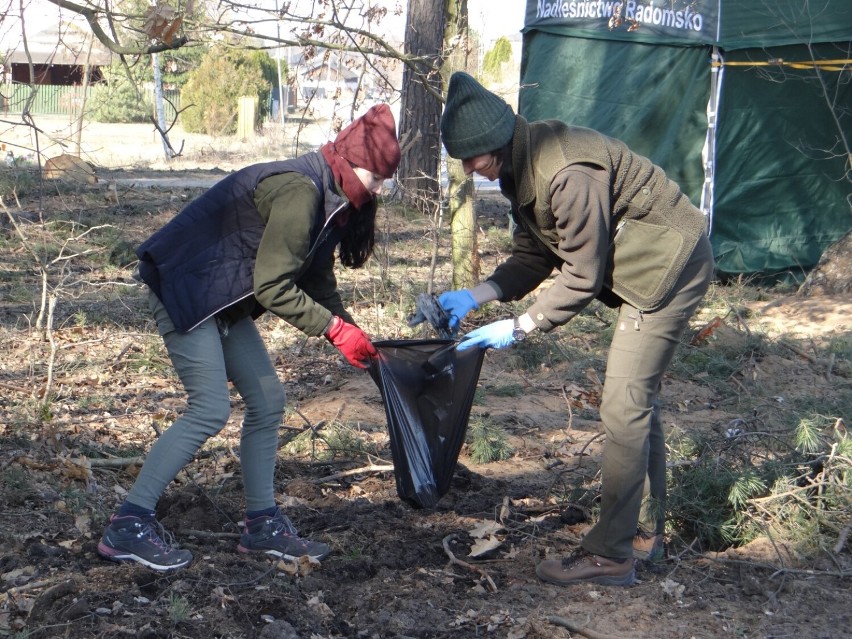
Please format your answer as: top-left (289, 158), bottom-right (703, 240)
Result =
top-left (125, 291), bottom-right (285, 513)
top-left (581, 233), bottom-right (714, 559)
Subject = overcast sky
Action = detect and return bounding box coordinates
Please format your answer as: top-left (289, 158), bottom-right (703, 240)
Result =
top-left (1, 0), bottom-right (528, 49)
top-left (469, 0), bottom-right (526, 42)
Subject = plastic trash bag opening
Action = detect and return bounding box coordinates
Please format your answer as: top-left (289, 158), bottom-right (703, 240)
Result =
top-left (368, 339), bottom-right (486, 509)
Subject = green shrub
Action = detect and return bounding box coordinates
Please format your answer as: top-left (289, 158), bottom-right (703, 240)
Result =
top-left (0, 166), bottom-right (38, 199)
top-left (666, 431), bottom-right (780, 550)
top-left (180, 47), bottom-right (277, 135)
top-left (90, 66), bottom-right (152, 123)
top-left (666, 416), bottom-right (851, 556)
top-left (482, 37), bottom-right (513, 80)
top-left (167, 593), bottom-right (191, 624)
top-left (284, 421), bottom-right (380, 462)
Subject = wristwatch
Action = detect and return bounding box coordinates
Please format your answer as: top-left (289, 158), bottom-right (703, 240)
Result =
top-left (512, 317), bottom-right (526, 342)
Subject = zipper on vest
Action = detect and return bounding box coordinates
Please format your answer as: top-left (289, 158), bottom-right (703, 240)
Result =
top-left (186, 200), bottom-right (349, 333)
top-left (297, 200), bottom-right (348, 275)
top-left (185, 291), bottom-right (256, 333)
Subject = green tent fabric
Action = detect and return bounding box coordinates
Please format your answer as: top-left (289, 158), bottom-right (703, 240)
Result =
top-left (519, 0), bottom-right (852, 277)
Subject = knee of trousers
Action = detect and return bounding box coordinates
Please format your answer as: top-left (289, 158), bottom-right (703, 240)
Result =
top-left (185, 395), bottom-right (232, 431)
top-left (599, 383), bottom-right (656, 450)
top-left (243, 381), bottom-right (286, 424)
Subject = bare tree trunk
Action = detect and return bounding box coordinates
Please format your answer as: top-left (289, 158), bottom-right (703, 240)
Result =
top-left (442, 0), bottom-right (479, 288)
top-left (397, 0), bottom-right (444, 213)
top-left (73, 36), bottom-right (94, 157)
top-left (151, 53), bottom-right (172, 162)
top-left (447, 159), bottom-right (479, 287)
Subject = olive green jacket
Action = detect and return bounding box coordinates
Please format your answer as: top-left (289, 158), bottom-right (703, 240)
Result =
top-left (248, 170), bottom-right (361, 336)
top-left (216, 167), bottom-right (362, 337)
top-left (487, 116), bottom-right (708, 332)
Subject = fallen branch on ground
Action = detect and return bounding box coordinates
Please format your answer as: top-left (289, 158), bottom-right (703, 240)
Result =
top-left (26, 578), bottom-right (79, 623)
top-left (183, 530), bottom-right (240, 540)
top-left (548, 616), bottom-right (629, 639)
top-left (0, 380), bottom-right (30, 394)
top-left (441, 534), bottom-right (497, 592)
top-left (87, 456), bottom-right (144, 468)
top-left (1, 579), bottom-right (56, 600)
top-left (312, 464), bottom-right (394, 484)
top-left (834, 522), bottom-right (851, 554)
top-left (109, 342), bottom-right (133, 370)
top-left (778, 339), bottom-right (819, 365)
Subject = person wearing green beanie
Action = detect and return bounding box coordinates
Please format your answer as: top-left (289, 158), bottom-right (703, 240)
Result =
top-left (436, 72), bottom-right (715, 586)
top-left (440, 71), bottom-right (516, 160)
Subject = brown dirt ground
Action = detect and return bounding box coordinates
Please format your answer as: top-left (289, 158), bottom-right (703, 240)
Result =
top-left (0, 131), bottom-right (850, 638)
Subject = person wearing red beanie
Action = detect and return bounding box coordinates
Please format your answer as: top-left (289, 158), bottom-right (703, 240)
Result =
top-left (97, 105), bottom-right (401, 572)
top-left (321, 103), bottom-right (401, 210)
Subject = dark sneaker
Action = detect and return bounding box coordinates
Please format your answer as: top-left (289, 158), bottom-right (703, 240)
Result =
top-left (536, 549), bottom-right (636, 586)
top-left (237, 510), bottom-right (330, 561)
top-left (97, 515), bottom-right (193, 571)
top-left (633, 530), bottom-right (665, 561)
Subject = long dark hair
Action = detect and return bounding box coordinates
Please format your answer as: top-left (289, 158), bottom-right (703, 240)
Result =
top-left (338, 199), bottom-right (376, 268)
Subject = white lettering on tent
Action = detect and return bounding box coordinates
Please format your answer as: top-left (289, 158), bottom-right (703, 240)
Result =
top-left (536, 0), bottom-right (705, 33)
top-left (624, 1), bottom-right (703, 31)
top-left (537, 0), bottom-right (572, 18)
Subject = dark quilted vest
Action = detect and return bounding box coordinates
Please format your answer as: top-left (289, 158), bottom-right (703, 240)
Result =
top-left (136, 153), bottom-right (329, 332)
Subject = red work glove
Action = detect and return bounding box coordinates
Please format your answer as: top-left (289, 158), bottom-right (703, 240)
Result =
top-left (325, 316), bottom-right (377, 369)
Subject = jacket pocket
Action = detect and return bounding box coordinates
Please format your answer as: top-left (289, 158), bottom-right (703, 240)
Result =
top-left (609, 218), bottom-right (685, 310)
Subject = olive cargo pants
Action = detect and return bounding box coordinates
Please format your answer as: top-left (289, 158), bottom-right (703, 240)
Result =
top-left (581, 233), bottom-right (714, 560)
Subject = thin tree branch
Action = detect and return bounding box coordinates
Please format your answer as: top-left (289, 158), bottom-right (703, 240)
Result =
top-left (441, 534), bottom-right (498, 592)
top-left (45, 0), bottom-right (188, 55)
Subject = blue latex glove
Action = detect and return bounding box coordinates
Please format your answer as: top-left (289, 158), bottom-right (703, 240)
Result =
top-left (457, 319), bottom-right (516, 351)
top-left (438, 289), bottom-right (479, 332)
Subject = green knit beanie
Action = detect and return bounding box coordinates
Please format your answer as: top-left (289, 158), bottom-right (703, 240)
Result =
top-left (440, 72), bottom-right (516, 159)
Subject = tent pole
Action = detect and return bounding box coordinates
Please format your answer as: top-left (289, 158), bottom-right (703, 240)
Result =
top-left (701, 46), bottom-right (723, 236)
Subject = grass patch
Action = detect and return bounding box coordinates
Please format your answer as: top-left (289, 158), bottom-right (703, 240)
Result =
top-left (284, 421), bottom-right (383, 462)
top-left (167, 593), bottom-right (192, 624)
top-left (0, 166), bottom-right (39, 200)
top-left (486, 383), bottom-right (525, 397)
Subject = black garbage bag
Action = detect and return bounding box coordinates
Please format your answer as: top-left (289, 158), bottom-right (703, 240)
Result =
top-left (368, 339), bottom-right (486, 509)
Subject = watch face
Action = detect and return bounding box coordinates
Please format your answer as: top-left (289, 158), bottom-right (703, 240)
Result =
top-left (513, 328), bottom-right (526, 341)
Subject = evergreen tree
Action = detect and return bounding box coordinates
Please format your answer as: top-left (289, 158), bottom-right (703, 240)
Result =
top-left (90, 64), bottom-right (152, 123)
top-left (180, 46), bottom-right (278, 135)
top-left (482, 36), bottom-right (512, 81)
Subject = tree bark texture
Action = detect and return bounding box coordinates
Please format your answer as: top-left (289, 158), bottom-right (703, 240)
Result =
top-left (442, 0), bottom-right (479, 288)
top-left (397, 0), bottom-right (445, 213)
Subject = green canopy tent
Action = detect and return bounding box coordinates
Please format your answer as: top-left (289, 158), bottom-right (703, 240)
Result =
top-left (519, 0), bottom-right (852, 278)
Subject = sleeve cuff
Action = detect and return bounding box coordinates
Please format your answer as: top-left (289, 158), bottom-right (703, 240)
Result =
top-left (517, 313), bottom-right (537, 333)
top-left (469, 281), bottom-right (502, 306)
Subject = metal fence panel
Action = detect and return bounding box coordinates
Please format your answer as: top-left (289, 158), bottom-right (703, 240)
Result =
top-left (1, 83), bottom-right (181, 120)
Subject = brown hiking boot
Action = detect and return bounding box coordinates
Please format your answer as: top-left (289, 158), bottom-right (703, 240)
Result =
top-left (633, 530), bottom-right (664, 561)
top-left (536, 549), bottom-right (636, 586)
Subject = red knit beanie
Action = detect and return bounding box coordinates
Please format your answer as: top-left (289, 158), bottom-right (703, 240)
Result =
top-left (332, 104), bottom-right (401, 178)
